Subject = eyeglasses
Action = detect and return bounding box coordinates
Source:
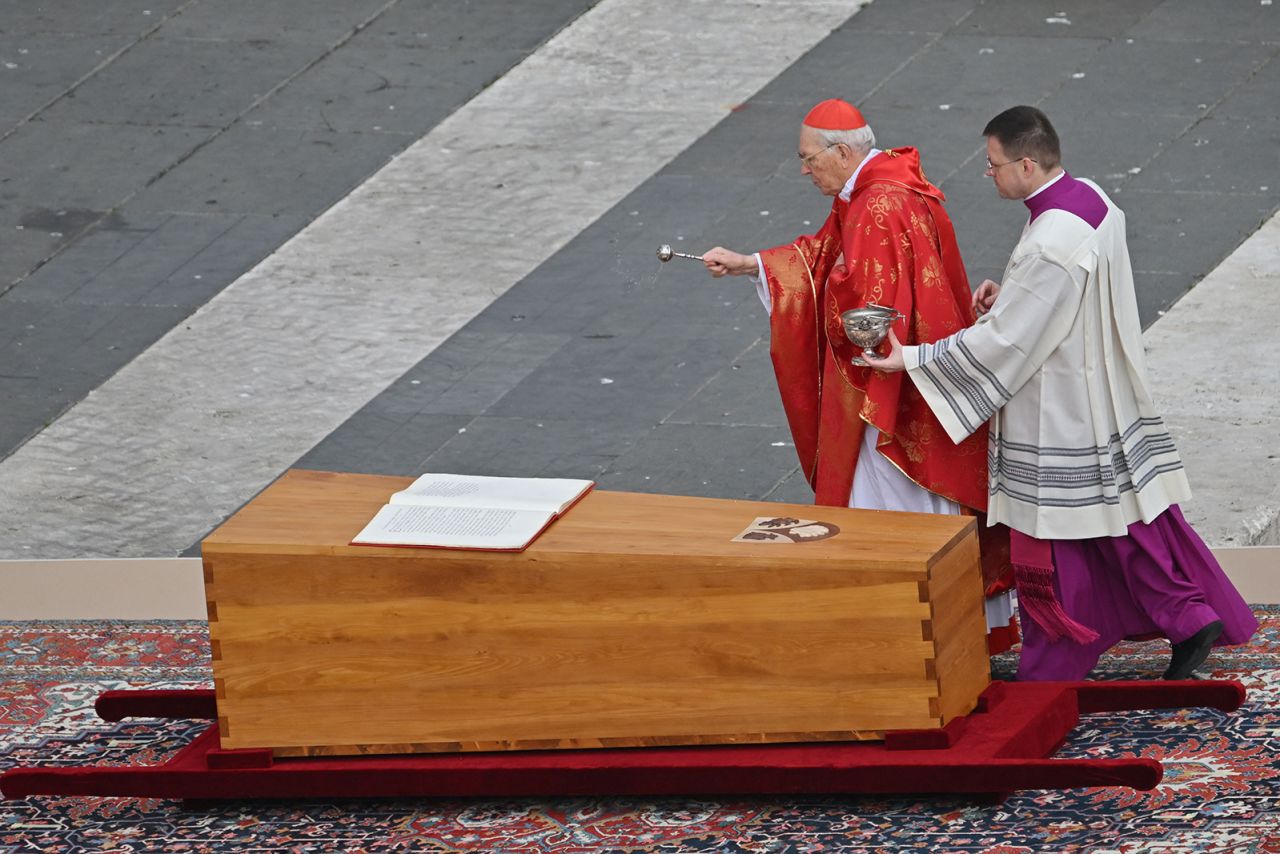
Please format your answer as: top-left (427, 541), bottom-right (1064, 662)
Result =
top-left (985, 155), bottom-right (1037, 172)
top-left (799, 142), bottom-right (844, 168)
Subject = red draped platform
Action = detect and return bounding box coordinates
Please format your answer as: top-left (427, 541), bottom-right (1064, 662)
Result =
top-left (0, 680), bottom-right (1245, 802)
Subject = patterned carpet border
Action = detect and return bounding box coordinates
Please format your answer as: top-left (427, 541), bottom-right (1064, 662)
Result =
top-left (2, 611), bottom-right (1278, 853)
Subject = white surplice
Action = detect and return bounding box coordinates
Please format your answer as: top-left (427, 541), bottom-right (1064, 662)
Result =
top-left (903, 179), bottom-right (1191, 540)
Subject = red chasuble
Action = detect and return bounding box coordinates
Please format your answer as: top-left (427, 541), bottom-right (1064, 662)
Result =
top-left (762, 148), bottom-right (1010, 632)
top-left (761, 147), bottom-right (989, 511)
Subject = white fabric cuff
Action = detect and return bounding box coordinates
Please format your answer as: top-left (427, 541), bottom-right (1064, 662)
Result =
top-left (753, 253), bottom-right (771, 313)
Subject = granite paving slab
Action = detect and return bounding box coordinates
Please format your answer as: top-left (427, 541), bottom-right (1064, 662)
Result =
top-left (1, 0), bottom-right (1279, 559)
top-left (0, 0), bottom-right (868, 558)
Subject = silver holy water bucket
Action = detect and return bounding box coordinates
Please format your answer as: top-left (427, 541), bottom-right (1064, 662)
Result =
top-left (840, 303), bottom-right (904, 366)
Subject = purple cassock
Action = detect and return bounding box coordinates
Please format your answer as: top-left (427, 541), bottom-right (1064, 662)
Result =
top-left (1012, 174), bottom-right (1258, 681)
top-left (1017, 505), bottom-right (1259, 681)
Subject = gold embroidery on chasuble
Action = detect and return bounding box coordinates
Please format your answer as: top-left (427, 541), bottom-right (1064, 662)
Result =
top-left (898, 418), bottom-right (939, 464)
top-left (910, 210), bottom-right (936, 244)
top-left (899, 436), bottom-right (925, 464)
top-left (866, 187), bottom-right (907, 229)
top-left (898, 231), bottom-right (914, 260)
top-left (836, 383), bottom-right (863, 418)
top-left (825, 301), bottom-right (846, 351)
top-left (867, 196), bottom-right (889, 231)
top-left (821, 232), bottom-right (840, 259)
top-left (864, 257), bottom-right (887, 304)
top-left (799, 236), bottom-right (827, 269)
top-left (913, 312), bottom-right (932, 342)
top-left (921, 255), bottom-right (943, 290)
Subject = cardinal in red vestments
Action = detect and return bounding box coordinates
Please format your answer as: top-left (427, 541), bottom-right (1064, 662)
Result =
top-left (703, 99), bottom-right (1016, 652)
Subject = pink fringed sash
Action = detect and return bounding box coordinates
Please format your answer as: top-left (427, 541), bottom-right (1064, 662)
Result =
top-left (1010, 530), bottom-right (1100, 645)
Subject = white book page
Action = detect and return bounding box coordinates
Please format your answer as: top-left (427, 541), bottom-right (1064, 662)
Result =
top-left (351, 504), bottom-right (554, 550)
top-left (388, 472), bottom-right (592, 514)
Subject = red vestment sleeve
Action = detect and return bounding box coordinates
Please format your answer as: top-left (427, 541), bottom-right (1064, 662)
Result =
top-left (759, 211), bottom-right (867, 505)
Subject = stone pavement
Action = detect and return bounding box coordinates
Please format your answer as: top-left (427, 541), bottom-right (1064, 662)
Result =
top-left (0, 0), bottom-right (1276, 559)
top-left (0, 0), bottom-right (597, 455)
top-left (1147, 213), bottom-right (1280, 546)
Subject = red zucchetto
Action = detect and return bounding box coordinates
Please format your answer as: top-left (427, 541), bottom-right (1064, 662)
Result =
top-left (803, 99), bottom-right (867, 130)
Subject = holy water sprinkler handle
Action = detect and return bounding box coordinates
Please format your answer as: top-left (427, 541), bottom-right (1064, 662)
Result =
top-left (656, 244), bottom-right (705, 263)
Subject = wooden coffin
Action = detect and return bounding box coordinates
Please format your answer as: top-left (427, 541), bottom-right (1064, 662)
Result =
top-left (202, 469), bottom-right (990, 757)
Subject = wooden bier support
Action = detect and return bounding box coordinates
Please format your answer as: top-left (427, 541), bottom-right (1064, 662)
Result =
top-left (202, 469), bottom-right (991, 758)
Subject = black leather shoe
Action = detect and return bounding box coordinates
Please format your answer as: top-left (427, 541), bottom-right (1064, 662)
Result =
top-left (1163, 620), bottom-right (1223, 680)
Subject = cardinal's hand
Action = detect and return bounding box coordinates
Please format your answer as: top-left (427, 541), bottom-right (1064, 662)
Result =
top-left (702, 247), bottom-right (758, 278)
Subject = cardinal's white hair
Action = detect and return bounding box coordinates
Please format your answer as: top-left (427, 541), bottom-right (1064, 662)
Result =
top-left (812, 124), bottom-right (876, 156)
